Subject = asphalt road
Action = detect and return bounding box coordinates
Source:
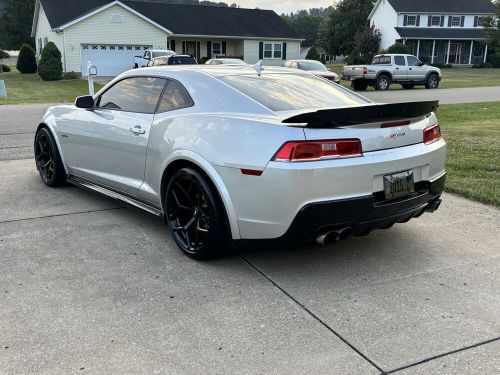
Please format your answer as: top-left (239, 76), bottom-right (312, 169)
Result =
top-left (1, 100), bottom-right (499, 374)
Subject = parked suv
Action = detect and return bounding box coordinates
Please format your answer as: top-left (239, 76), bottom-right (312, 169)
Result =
top-left (343, 54), bottom-right (441, 91)
top-left (133, 49), bottom-right (176, 68)
top-left (283, 59), bottom-right (340, 84)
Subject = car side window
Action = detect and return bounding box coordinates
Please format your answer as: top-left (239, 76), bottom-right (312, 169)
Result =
top-left (394, 56), bottom-right (406, 66)
top-left (144, 51), bottom-right (151, 60)
top-left (157, 80), bottom-right (194, 113)
top-left (97, 77), bottom-right (167, 113)
top-left (407, 56), bottom-right (421, 66)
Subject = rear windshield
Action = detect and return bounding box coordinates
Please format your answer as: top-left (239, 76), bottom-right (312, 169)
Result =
top-left (219, 74), bottom-right (368, 111)
top-left (372, 56), bottom-right (391, 64)
top-left (169, 57), bottom-right (198, 65)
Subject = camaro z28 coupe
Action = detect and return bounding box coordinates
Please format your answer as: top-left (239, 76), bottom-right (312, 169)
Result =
top-left (34, 65), bottom-right (446, 259)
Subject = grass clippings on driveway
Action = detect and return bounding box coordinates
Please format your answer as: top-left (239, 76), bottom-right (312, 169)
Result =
top-left (438, 101), bottom-right (500, 207)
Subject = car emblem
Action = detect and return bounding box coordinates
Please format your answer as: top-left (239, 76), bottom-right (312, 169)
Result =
top-left (389, 132), bottom-right (406, 139)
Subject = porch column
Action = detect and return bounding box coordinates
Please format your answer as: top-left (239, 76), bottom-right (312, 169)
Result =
top-left (431, 40), bottom-right (436, 64)
top-left (446, 40), bottom-right (451, 64)
top-left (416, 40), bottom-right (420, 59)
top-left (468, 40), bottom-right (473, 65)
top-left (484, 44), bottom-right (488, 63)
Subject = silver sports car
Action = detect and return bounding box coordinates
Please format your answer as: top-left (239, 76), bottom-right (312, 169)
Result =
top-left (34, 65), bottom-right (446, 259)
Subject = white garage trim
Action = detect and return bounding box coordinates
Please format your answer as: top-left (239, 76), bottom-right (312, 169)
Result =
top-left (80, 44), bottom-right (152, 77)
top-left (56, 1), bottom-right (173, 35)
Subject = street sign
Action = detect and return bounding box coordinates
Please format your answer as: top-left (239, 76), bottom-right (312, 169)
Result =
top-left (0, 80), bottom-right (6, 98)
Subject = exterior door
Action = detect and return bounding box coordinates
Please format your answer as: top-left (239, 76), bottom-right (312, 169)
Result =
top-left (448, 43), bottom-right (460, 64)
top-left (186, 42), bottom-right (197, 58)
top-left (393, 55), bottom-right (408, 80)
top-left (406, 55), bottom-right (426, 80)
top-left (67, 77), bottom-right (167, 194)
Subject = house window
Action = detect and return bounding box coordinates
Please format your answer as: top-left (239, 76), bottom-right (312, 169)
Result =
top-left (264, 43), bottom-right (282, 59)
top-left (212, 42), bottom-right (222, 55)
top-left (110, 14), bottom-right (123, 23)
top-left (451, 16), bottom-right (461, 26)
top-left (431, 16), bottom-right (441, 26)
top-left (407, 15), bottom-right (417, 26)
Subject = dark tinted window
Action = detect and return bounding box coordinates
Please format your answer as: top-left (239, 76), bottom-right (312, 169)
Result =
top-left (98, 77), bottom-right (166, 113)
top-left (372, 56), bottom-right (391, 64)
top-left (407, 56), bottom-right (421, 66)
top-left (168, 56), bottom-right (198, 65)
top-left (157, 80), bottom-right (194, 113)
top-left (394, 56), bottom-right (406, 66)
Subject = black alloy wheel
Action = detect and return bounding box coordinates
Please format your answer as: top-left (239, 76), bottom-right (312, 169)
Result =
top-left (165, 168), bottom-right (228, 259)
top-left (34, 128), bottom-right (65, 186)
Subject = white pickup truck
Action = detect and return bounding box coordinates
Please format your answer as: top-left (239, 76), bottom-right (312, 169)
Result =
top-left (343, 54), bottom-right (441, 91)
top-left (133, 49), bottom-right (176, 69)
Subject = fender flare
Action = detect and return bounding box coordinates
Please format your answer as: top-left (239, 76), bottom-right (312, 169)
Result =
top-left (36, 122), bottom-right (70, 176)
top-left (375, 71), bottom-right (393, 82)
top-left (424, 71), bottom-right (440, 82)
top-left (159, 151), bottom-right (241, 240)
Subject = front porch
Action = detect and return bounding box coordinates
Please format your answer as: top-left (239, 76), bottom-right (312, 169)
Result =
top-left (167, 38), bottom-right (244, 61)
top-left (405, 39), bottom-right (489, 66)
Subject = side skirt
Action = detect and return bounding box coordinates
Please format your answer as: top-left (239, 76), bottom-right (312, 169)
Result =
top-left (67, 176), bottom-right (164, 217)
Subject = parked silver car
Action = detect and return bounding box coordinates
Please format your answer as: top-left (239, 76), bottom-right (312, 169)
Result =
top-left (283, 59), bottom-right (340, 84)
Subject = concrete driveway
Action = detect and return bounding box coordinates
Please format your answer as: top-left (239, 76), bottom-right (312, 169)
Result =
top-left (1, 103), bottom-right (499, 374)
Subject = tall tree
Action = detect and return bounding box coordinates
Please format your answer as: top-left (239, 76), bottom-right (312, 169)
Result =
top-left (318, 0), bottom-right (375, 57)
top-left (483, 1), bottom-right (500, 51)
top-left (0, 0), bottom-right (35, 50)
top-left (352, 24), bottom-right (381, 63)
top-left (282, 7), bottom-right (332, 47)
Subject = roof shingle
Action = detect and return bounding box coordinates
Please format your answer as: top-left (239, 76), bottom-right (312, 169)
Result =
top-left (388, 0), bottom-right (496, 14)
top-left (395, 27), bottom-right (486, 39)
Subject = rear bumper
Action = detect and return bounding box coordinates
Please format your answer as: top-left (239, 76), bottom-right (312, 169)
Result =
top-left (235, 174), bottom-right (445, 248)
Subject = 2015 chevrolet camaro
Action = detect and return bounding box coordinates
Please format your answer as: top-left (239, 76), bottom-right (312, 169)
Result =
top-left (34, 65), bottom-right (446, 259)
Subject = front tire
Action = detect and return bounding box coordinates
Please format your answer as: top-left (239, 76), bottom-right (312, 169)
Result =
top-left (425, 74), bottom-right (440, 89)
top-left (165, 168), bottom-right (229, 259)
top-left (351, 80), bottom-right (368, 91)
top-left (34, 127), bottom-right (66, 187)
top-left (375, 75), bottom-right (391, 91)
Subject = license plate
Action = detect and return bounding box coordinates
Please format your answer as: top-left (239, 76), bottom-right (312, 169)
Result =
top-left (383, 170), bottom-right (414, 200)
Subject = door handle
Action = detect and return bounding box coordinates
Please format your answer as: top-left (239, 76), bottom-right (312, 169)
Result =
top-left (396, 67), bottom-right (399, 70)
top-left (409, 68), bottom-right (413, 70)
top-left (130, 126), bottom-right (146, 135)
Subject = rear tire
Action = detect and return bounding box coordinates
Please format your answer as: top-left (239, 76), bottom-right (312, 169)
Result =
top-left (375, 75), bottom-right (391, 91)
top-left (351, 80), bottom-right (368, 91)
top-left (34, 127), bottom-right (66, 187)
top-left (425, 74), bottom-right (440, 89)
top-left (165, 168), bottom-right (230, 260)
top-left (402, 84), bottom-right (415, 89)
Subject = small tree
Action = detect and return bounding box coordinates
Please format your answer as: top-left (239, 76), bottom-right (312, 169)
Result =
top-left (306, 46), bottom-right (321, 61)
top-left (384, 43), bottom-right (411, 55)
top-left (351, 24), bottom-right (381, 64)
top-left (16, 43), bottom-right (37, 74)
top-left (38, 42), bottom-right (63, 81)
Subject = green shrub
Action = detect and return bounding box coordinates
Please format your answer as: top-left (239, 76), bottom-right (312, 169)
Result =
top-left (431, 63), bottom-right (452, 69)
top-left (38, 42), bottom-right (63, 81)
top-left (63, 71), bottom-right (80, 80)
top-left (16, 44), bottom-right (37, 74)
top-left (0, 64), bottom-right (11, 72)
top-left (0, 49), bottom-right (10, 59)
top-left (346, 49), bottom-right (367, 65)
top-left (306, 46), bottom-right (321, 61)
top-left (382, 43), bottom-right (411, 55)
top-left (487, 54), bottom-right (500, 68)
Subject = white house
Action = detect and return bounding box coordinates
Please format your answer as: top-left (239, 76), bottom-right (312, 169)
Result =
top-left (31, 0), bottom-right (302, 76)
top-left (369, 0), bottom-right (496, 65)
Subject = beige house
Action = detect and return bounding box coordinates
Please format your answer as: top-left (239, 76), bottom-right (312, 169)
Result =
top-left (32, 0), bottom-right (302, 76)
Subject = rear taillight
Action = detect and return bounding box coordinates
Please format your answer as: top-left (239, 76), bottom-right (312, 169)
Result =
top-left (424, 124), bottom-right (442, 144)
top-left (363, 67), bottom-right (368, 75)
top-left (273, 140), bottom-right (362, 162)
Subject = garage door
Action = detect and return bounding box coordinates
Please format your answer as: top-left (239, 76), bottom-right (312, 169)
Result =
top-left (81, 44), bottom-right (152, 77)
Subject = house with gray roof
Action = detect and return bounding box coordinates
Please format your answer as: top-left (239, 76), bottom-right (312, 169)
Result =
top-left (369, 0), bottom-right (496, 65)
top-left (31, 0), bottom-right (302, 76)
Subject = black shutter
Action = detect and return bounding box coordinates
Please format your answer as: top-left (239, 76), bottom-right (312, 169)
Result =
top-left (282, 42), bottom-right (287, 60)
top-left (440, 16), bottom-right (445, 27)
top-left (222, 41), bottom-right (226, 55)
top-left (196, 42), bottom-right (200, 60)
top-left (448, 16), bottom-right (452, 27)
top-left (182, 41), bottom-right (186, 54)
top-left (427, 15), bottom-right (432, 27)
top-left (416, 15), bottom-right (420, 26)
top-left (403, 15), bottom-right (408, 26)
top-left (170, 40), bottom-right (176, 52)
top-left (474, 16), bottom-right (478, 27)
top-left (460, 16), bottom-right (465, 27)
top-left (207, 41), bottom-right (212, 58)
top-left (259, 42), bottom-right (264, 59)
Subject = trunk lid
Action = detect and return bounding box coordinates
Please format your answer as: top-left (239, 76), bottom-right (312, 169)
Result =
top-left (283, 101), bottom-right (439, 152)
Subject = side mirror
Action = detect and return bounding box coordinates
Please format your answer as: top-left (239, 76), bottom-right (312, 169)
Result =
top-left (75, 95), bottom-right (94, 109)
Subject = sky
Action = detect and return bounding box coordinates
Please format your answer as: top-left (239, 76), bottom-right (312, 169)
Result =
top-left (232, 0), bottom-right (335, 14)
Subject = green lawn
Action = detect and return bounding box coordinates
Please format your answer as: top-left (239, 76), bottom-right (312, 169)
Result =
top-left (327, 63), bottom-right (500, 90)
top-left (0, 58), bottom-right (102, 105)
top-left (437, 102), bottom-right (500, 207)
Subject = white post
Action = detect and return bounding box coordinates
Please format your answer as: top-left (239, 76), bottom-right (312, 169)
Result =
top-left (484, 44), bottom-right (488, 64)
top-left (468, 40), bottom-right (474, 65)
top-left (446, 40), bottom-right (451, 64)
top-left (87, 61), bottom-right (95, 96)
top-left (431, 40), bottom-right (436, 64)
top-left (416, 40), bottom-right (420, 59)
top-left (0, 80), bottom-right (7, 98)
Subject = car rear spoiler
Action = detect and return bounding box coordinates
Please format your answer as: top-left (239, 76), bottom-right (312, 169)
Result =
top-left (282, 100), bottom-right (439, 128)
